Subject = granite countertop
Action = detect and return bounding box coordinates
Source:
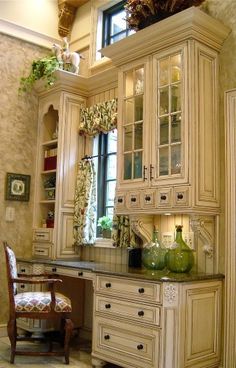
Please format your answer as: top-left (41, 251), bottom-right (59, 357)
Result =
top-left (17, 257), bottom-right (224, 283)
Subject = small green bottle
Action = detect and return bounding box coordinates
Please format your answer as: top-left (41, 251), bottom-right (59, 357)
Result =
top-left (142, 227), bottom-right (166, 270)
top-left (166, 225), bottom-right (194, 273)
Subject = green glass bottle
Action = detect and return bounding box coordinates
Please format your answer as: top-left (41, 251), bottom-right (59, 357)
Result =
top-left (142, 227), bottom-right (166, 270)
top-left (166, 225), bottom-right (194, 273)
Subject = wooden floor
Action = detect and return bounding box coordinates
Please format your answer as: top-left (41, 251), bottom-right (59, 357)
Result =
top-left (0, 335), bottom-right (119, 368)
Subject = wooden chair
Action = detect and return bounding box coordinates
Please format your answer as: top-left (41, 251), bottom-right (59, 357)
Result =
top-left (3, 242), bottom-right (74, 364)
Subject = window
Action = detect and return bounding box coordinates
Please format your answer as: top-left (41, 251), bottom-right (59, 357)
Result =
top-left (93, 130), bottom-right (117, 236)
top-left (102, 1), bottom-right (133, 47)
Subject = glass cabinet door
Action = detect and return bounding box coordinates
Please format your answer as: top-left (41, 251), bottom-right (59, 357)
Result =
top-left (122, 66), bottom-right (144, 181)
top-left (156, 52), bottom-right (183, 179)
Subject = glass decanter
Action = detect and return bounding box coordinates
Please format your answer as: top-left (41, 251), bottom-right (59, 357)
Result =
top-left (142, 227), bottom-right (166, 270)
top-left (166, 225), bottom-right (194, 273)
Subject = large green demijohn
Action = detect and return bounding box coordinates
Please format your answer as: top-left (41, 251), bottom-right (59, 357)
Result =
top-left (166, 225), bottom-right (194, 273)
top-left (142, 226), bottom-right (167, 270)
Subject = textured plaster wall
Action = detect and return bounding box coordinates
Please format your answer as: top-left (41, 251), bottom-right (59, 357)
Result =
top-left (0, 33), bottom-right (48, 325)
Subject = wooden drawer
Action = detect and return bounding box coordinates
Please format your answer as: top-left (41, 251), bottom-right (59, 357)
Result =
top-left (173, 186), bottom-right (190, 207)
top-left (115, 192), bottom-right (126, 212)
top-left (141, 189), bottom-right (156, 209)
top-left (126, 191), bottom-right (141, 209)
top-left (157, 188), bottom-right (172, 207)
top-left (95, 296), bottom-right (161, 326)
top-left (44, 265), bottom-right (94, 281)
top-left (17, 263), bottom-right (32, 292)
top-left (93, 316), bottom-right (160, 368)
top-left (33, 243), bottom-right (52, 258)
top-left (96, 276), bottom-right (161, 304)
top-left (33, 228), bottom-right (53, 243)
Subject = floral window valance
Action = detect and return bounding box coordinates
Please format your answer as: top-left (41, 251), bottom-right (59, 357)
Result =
top-left (79, 98), bottom-right (118, 136)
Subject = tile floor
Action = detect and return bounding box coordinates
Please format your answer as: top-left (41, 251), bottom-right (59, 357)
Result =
top-left (0, 336), bottom-right (119, 368)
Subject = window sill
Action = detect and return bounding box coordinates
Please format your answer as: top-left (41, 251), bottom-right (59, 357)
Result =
top-left (95, 237), bottom-right (114, 248)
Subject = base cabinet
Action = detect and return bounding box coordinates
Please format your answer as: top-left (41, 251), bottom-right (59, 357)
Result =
top-left (92, 275), bottom-right (222, 368)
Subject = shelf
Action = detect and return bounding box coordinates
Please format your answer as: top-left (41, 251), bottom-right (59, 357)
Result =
top-left (41, 139), bottom-right (58, 147)
top-left (39, 200), bottom-right (56, 204)
top-left (41, 169), bottom-right (57, 175)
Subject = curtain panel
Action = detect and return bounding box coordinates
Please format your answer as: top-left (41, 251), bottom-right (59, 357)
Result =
top-left (79, 98), bottom-right (118, 136)
top-left (73, 159), bottom-right (96, 246)
top-left (112, 215), bottom-right (137, 248)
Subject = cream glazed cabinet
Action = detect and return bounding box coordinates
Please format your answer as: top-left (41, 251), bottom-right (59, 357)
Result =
top-left (92, 274), bottom-right (223, 368)
top-left (102, 7), bottom-right (230, 215)
top-left (33, 71), bottom-right (86, 259)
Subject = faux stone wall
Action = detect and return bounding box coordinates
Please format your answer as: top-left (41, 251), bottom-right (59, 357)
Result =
top-left (0, 33), bottom-right (49, 325)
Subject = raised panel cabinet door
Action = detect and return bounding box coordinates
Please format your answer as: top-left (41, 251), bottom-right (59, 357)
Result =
top-left (59, 92), bottom-right (86, 208)
top-left (117, 57), bottom-right (150, 190)
top-left (55, 211), bottom-right (77, 258)
top-left (151, 44), bottom-right (189, 188)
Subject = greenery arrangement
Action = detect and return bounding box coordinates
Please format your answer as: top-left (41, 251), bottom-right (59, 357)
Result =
top-left (125, 0), bottom-right (205, 31)
top-left (19, 55), bottom-right (60, 93)
top-left (97, 216), bottom-right (113, 231)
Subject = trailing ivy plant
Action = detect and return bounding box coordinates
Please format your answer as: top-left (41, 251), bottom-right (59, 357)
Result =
top-left (19, 55), bottom-right (60, 93)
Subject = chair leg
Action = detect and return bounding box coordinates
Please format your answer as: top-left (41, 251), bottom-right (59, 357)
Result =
top-left (64, 318), bottom-right (73, 365)
top-left (7, 319), bottom-right (16, 364)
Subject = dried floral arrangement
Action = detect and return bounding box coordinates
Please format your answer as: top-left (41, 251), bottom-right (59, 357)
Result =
top-left (125, 0), bottom-right (205, 31)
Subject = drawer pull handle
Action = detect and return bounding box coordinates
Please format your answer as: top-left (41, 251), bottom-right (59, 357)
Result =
top-left (36, 250), bottom-right (44, 253)
top-left (105, 304), bottom-right (111, 309)
top-left (161, 195), bottom-right (167, 200)
top-left (105, 283), bottom-right (111, 288)
top-left (138, 310), bottom-right (144, 316)
top-left (177, 193), bottom-right (183, 199)
top-left (150, 164), bottom-right (154, 180)
top-left (78, 272), bottom-right (83, 276)
top-left (143, 165), bottom-right (148, 181)
top-left (145, 195), bottom-right (151, 201)
top-left (52, 267), bottom-right (57, 272)
top-left (21, 269), bottom-right (26, 273)
top-left (20, 285), bottom-right (25, 289)
top-left (131, 197), bottom-right (137, 202)
top-left (37, 234), bottom-right (45, 237)
top-left (104, 335), bottom-right (110, 340)
top-left (137, 344), bottom-right (143, 350)
top-left (138, 288), bottom-right (145, 294)
top-left (117, 198), bottom-right (123, 203)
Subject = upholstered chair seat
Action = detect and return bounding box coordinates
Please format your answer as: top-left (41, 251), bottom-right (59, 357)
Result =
top-left (15, 292), bottom-right (72, 313)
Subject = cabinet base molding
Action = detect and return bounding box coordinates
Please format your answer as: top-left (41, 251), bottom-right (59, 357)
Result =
top-left (91, 357), bottom-right (106, 368)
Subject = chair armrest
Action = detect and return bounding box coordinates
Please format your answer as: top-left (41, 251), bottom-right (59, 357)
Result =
top-left (12, 277), bottom-right (62, 285)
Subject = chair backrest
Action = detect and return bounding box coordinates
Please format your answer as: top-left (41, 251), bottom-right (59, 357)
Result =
top-left (3, 242), bottom-right (18, 296)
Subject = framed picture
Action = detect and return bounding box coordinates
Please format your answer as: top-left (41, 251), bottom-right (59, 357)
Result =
top-left (5, 173), bottom-right (31, 202)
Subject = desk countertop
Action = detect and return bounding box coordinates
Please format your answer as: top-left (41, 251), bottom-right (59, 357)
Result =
top-left (17, 257), bottom-right (224, 283)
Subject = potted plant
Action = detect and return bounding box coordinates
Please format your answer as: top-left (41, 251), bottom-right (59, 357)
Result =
top-left (97, 216), bottom-right (113, 239)
top-left (125, 0), bottom-right (205, 31)
top-left (19, 55), bottom-right (60, 93)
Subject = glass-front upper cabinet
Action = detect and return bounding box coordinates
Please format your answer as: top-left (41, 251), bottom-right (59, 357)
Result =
top-left (118, 58), bottom-right (150, 189)
top-left (151, 46), bottom-right (188, 186)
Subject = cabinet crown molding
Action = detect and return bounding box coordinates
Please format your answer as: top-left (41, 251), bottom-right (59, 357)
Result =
top-left (101, 6), bottom-right (230, 66)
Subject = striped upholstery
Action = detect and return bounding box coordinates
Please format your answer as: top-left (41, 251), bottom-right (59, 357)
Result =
top-left (15, 292), bottom-right (72, 313)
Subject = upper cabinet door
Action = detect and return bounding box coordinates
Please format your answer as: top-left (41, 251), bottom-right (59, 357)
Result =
top-left (117, 57), bottom-right (150, 190)
top-left (151, 44), bottom-right (188, 187)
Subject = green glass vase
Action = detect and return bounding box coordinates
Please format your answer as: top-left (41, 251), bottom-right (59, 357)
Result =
top-left (142, 228), bottom-right (167, 270)
top-left (166, 225), bottom-right (194, 273)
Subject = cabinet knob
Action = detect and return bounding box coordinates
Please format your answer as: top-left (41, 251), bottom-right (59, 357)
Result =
top-left (52, 267), bottom-right (57, 272)
top-left (104, 335), bottom-right (110, 340)
top-left (131, 197), bottom-right (137, 202)
top-left (161, 194), bottom-right (167, 200)
top-left (78, 272), bottom-right (83, 276)
top-left (177, 193), bottom-right (183, 199)
top-left (105, 303), bottom-right (111, 309)
top-left (138, 288), bottom-right (145, 294)
top-left (138, 310), bottom-right (144, 316)
top-left (105, 282), bottom-right (111, 288)
top-left (21, 268), bottom-right (26, 273)
top-left (117, 198), bottom-right (123, 203)
top-left (137, 344), bottom-right (143, 350)
top-left (145, 195), bottom-right (151, 201)
top-left (20, 285), bottom-right (25, 289)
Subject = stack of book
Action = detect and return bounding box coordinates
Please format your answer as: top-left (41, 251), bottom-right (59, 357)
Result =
top-left (44, 148), bottom-right (57, 171)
